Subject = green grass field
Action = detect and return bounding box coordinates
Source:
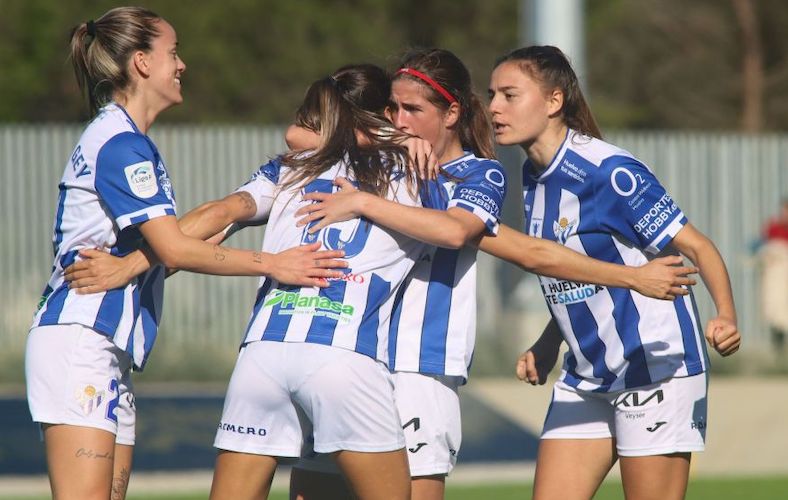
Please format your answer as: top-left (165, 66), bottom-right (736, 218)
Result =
top-left (4, 476), bottom-right (778, 500)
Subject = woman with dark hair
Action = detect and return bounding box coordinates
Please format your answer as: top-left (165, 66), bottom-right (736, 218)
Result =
top-left (488, 45), bottom-right (741, 500)
top-left (202, 64), bottom-right (430, 500)
top-left (287, 48), bottom-right (699, 500)
top-left (28, 7), bottom-right (342, 499)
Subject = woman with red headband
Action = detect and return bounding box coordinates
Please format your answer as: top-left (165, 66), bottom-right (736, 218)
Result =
top-left (288, 48), bottom-right (696, 500)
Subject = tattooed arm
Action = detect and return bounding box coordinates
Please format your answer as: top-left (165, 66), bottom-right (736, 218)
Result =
top-left (65, 191), bottom-right (345, 290)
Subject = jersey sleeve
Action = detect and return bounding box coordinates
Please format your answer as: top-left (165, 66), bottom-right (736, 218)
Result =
top-left (447, 160), bottom-right (507, 235)
top-left (595, 156), bottom-right (687, 254)
top-left (94, 132), bottom-right (176, 231)
top-left (234, 158), bottom-right (281, 223)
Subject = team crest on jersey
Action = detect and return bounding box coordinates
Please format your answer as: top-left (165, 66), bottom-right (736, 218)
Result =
top-left (553, 217), bottom-right (577, 244)
top-left (124, 161), bottom-right (158, 199)
top-left (75, 385), bottom-right (105, 416)
top-left (156, 161), bottom-right (176, 208)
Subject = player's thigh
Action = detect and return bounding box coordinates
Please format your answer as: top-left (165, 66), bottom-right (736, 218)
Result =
top-left (393, 372), bottom-right (462, 479)
top-left (210, 449), bottom-right (278, 500)
top-left (289, 467), bottom-right (352, 500)
top-left (44, 424), bottom-right (118, 500)
top-left (334, 448), bottom-right (410, 500)
top-left (533, 438), bottom-right (616, 500)
top-left (410, 475), bottom-right (446, 500)
top-left (535, 382), bottom-right (617, 500)
top-left (619, 453), bottom-right (690, 500)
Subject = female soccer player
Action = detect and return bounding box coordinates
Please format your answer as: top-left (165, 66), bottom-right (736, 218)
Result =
top-left (488, 46), bottom-right (741, 500)
top-left (27, 8), bottom-right (342, 499)
top-left (289, 48), bottom-right (698, 500)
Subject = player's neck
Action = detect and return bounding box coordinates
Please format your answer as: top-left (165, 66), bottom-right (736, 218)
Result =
top-left (524, 124), bottom-right (568, 173)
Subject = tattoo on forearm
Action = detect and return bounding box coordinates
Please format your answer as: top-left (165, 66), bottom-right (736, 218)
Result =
top-left (75, 448), bottom-right (114, 460)
top-left (214, 244), bottom-right (227, 262)
top-left (111, 466), bottom-right (130, 500)
top-left (253, 252), bottom-right (263, 264)
top-left (235, 191), bottom-right (256, 211)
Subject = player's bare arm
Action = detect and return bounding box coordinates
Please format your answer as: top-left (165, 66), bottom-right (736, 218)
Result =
top-left (477, 224), bottom-right (698, 300)
top-left (296, 177), bottom-right (484, 249)
top-left (670, 223), bottom-right (741, 356)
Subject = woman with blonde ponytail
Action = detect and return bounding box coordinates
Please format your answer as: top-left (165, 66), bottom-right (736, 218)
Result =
top-left (27, 7), bottom-right (343, 499)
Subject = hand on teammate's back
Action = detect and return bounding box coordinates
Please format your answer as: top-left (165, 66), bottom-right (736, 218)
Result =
top-left (268, 242), bottom-right (347, 288)
top-left (64, 248), bottom-right (136, 293)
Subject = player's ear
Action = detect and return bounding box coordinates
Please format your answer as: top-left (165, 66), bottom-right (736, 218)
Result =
top-left (546, 88), bottom-right (564, 117)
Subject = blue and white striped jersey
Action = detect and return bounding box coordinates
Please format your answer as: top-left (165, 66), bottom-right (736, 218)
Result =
top-left (32, 103), bottom-right (176, 370)
top-left (524, 129), bottom-right (707, 392)
top-left (388, 153), bottom-right (507, 380)
top-left (237, 157), bottom-right (431, 364)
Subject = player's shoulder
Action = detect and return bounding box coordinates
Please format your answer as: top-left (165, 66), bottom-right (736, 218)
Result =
top-left (447, 153), bottom-right (504, 175)
top-left (564, 131), bottom-right (637, 168)
top-left (80, 105), bottom-right (141, 155)
top-left (249, 156), bottom-right (284, 184)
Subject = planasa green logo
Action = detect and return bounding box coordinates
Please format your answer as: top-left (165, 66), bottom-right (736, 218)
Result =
top-left (263, 290), bottom-right (354, 322)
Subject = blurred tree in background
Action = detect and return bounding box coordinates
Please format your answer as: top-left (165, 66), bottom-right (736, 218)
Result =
top-left (0, 0), bottom-right (785, 130)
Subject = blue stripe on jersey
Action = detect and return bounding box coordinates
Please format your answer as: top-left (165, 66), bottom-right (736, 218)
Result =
top-left (58, 250), bottom-right (79, 270)
top-left (260, 284), bottom-right (295, 342)
top-left (53, 183), bottom-right (67, 257)
top-left (139, 266), bottom-right (163, 365)
top-left (244, 280), bottom-right (274, 341)
top-left (561, 354), bottom-right (584, 388)
top-left (93, 288), bottom-right (126, 334)
top-left (565, 302), bottom-right (617, 390)
top-left (387, 274), bottom-right (410, 368)
top-left (608, 286), bottom-right (652, 388)
top-left (419, 247), bottom-right (459, 373)
top-left (38, 283), bottom-right (70, 324)
top-left (581, 231), bottom-right (652, 389)
top-left (305, 280), bottom-right (348, 345)
top-left (355, 274), bottom-right (390, 358)
top-left (130, 214), bottom-right (150, 225)
top-left (124, 280), bottom-right (142, 354)
top-left (674, 293), bottom-right (703, 373)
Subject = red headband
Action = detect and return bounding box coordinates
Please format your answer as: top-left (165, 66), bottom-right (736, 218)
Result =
top-left (395, 68), bottom-right (457, 104)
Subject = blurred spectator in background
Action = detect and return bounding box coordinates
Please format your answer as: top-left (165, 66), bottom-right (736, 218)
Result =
top-left (759, 198), bottom-right (788, 354)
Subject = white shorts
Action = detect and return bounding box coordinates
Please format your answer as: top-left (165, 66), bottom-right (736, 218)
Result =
top-left (394, 372), bottom-right (462, 476)
top-left (25, 324), bottom-right (136, 445)
top-left (296, 371), bottom-right (462, 477)
top-left (214, 341), bottom-right (405, 457)
top-left (542, 373), bottom-right (708, 456)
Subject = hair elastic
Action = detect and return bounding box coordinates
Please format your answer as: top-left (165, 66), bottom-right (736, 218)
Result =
top-left (395, 68), bottom-right (457, 104)
top-left (86, 20), bottom-right (96, 37)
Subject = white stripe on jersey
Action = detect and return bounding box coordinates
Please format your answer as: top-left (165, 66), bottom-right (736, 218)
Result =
top-left (238, 157), bottom-right (429, 365)
top-left (525, 129), bottom-right (706, 392)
